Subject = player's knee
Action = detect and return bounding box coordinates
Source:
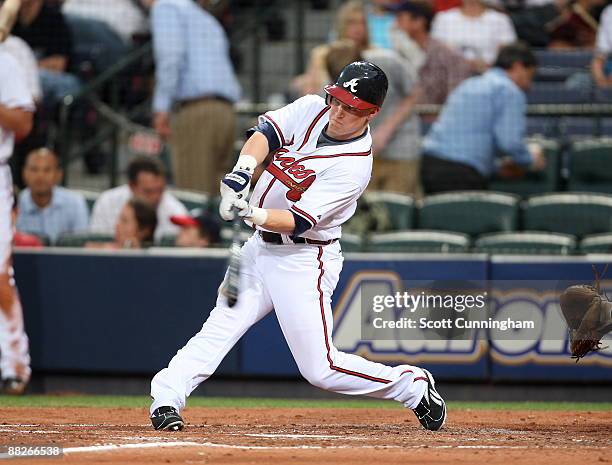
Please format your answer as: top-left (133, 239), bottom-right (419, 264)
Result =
top-left (299, 364), bottom-right (334, 390)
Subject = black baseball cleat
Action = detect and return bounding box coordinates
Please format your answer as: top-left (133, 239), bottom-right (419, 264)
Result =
top-left (151, 406), bottom-right (184, 431)
top-left (412, 369), bottom-right (447, 431)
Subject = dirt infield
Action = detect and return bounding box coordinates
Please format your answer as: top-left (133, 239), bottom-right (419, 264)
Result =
top-left (0, 407), bottom-right (610, 464)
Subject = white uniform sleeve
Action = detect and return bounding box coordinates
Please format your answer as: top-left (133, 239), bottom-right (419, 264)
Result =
top-left (0, 53), bottom-right (35, 111)
top-left (290, 167), bottom-right (363, 232)
top-left (260, 95), bottom-right (323, 147)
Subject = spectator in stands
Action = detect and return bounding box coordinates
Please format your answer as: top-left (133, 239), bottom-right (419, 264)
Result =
top-left (150, 0), bottom-right (240, 193)
top-left (90, 156), bottom-right (187, 240)
top-left (391, 0), bottom-right (472, 105)
top-left (421, 42), bottom-right (546, 193)
top-left (326, 40), bottom-right (422, 194)
top-left (171, 213), bottom-right (221, 248)
top-left (431, 0), bottom-right (517, 72)
top-left (548, 0), bottom-right (603, 49)
top-left (17, 148), bottom-right (89, 243)
top-left (292, 1), bottom-right (372, 97)
top-left (505, 0), bottom-right (564, 48)
top-left (12, 0), bottom-right (81, 106)
top-left (87, 198), bottom-right (157, 249)
top-left (592, 2), bottom-right (612, 87)
top-left (367, 0), bottom-right (398, 49)
top-left (62, 0), bottom-right (149, 46)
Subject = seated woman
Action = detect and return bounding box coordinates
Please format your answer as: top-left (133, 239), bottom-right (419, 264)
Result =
top-left (87, 198), bottom-right (157, 249)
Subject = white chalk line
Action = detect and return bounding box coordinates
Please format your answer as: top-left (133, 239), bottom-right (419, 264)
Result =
top-left (63, 442), bottom-right (201, 454)
top-left (59, 441), bottom-right (579, 454)
top-left (243, 433), bottom-right (364, 440)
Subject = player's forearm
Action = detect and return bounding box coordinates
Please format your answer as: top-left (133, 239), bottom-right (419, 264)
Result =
top-left (261, 209), bottom-right (296, 234)
top-left (0, 105), bottom-right (33, 139)
top-left (240, 131), bottom-right (271, 166)
top-left (245, 207), bottom-right (296, 234)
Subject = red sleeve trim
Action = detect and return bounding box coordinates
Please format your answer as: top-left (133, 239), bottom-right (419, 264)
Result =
top-left (263, 114), bottom-right (286, 146)
top-left (291, 205), bottom-right (317, 227)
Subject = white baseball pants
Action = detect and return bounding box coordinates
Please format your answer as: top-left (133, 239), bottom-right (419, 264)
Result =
top-left (151, 233), bottom-right (427, 413)
top-left (0, 166), bottom-right (30, 382)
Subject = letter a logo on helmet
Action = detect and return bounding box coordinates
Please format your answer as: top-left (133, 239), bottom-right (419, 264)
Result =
top-left (343, 78), bottom-right (359, 93)
top-left (324, 61), bottom-right (388, 112)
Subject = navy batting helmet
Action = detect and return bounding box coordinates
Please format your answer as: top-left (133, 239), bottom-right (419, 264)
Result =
top-left (324, 61), bottom-right (388, 111)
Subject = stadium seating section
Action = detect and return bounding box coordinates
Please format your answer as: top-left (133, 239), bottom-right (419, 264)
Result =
top-left (368, 231), bottom-right (470, 253)
top-left (474, 232), bottom-right (576, 255)
top-left (417, 191), bottom-right (520, 236)
top-left (568, 138), bottom-right (612, 193)
top-left (52, 187), bottom-right (612, 255)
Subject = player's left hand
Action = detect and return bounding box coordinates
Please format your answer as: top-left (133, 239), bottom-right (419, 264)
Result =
top-left (219, 197), bottom-right (252, 222)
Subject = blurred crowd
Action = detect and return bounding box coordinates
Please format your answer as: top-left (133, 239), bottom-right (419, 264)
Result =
top-left (5, 0), bottom-right (612, 250)
top-left (13, 153), bottom-right (221, 249)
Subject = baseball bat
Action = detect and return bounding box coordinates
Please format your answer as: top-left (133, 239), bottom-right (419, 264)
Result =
top-left (0, 0), bottom-right (21, 43)
top-left (226, 207), bottom-right (242, 308)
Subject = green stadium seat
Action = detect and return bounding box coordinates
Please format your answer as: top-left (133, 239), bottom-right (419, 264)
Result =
top-left (489, 138), bottom-right (561, 197)
top-left (474, 232), bottom-right (577, 255)
top-left (55, 232), bottom-right (114, 247)
top-left (339, 233), bottom-right (363, 252)
top-left (524, 193), bottom-right (612, 238)
top-left (418, 191), bottom-right (520, 236)
top-left (73, 189), bottom-right (101, 212)
top-left (158, 234), bottom-right (177, 247)
top-left (580, 233), bottom-right (612, 253)
top-left (568, 138), bottom-right (612, 194)
top-left (167, 189), bottom-right (209, 213)
top-left (362, 191), bottom-right (415, 230)
top-left (368, 231), bottom-right (470, 253)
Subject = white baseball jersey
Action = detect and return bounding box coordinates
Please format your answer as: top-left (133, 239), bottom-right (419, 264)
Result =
top-left (0, 50), bottom-right (33, 384)
top-left (0, 51), bottom-right (35, 164)
top-left (250, 95), bottom-right (373, 241)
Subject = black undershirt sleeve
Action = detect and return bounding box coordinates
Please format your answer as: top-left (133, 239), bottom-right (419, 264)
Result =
top-left (245, 120), bottom-right (281, 153)
top-left (291, 211), bottom-right (313, 236)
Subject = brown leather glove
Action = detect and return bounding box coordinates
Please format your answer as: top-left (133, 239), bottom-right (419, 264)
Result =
top-left (559, 265), bottom-right (612, 361)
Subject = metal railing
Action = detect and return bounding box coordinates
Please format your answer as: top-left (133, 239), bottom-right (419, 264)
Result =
top-left (55, 42), bottom-right (153, 187)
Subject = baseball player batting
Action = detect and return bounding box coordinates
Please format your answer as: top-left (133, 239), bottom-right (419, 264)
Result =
top-left (150, 62), bottom-right (446, 432)
top-left (0, 0), bottom-right (33, 395)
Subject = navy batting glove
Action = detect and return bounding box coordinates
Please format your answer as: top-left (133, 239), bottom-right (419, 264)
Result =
top-left (221, 170), bottom-right (252, 199)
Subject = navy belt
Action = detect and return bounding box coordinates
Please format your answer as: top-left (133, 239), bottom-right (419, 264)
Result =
top-left (260, 231), bottom-right (337, 246)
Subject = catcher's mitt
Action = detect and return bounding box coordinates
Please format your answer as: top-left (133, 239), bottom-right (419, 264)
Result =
top-left (559, 265), bottom-right (612, 361)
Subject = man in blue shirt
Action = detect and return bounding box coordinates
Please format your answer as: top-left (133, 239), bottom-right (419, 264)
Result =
top-left (17, 148), bottom-right (89, 243)
top-left (150, 0), bottom-right (241, 194)
top-left (421, 42), bottom-right (546, 193)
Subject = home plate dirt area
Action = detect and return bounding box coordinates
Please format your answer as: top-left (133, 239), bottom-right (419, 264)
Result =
top-left (0, 407), bottom-right (610, 465)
